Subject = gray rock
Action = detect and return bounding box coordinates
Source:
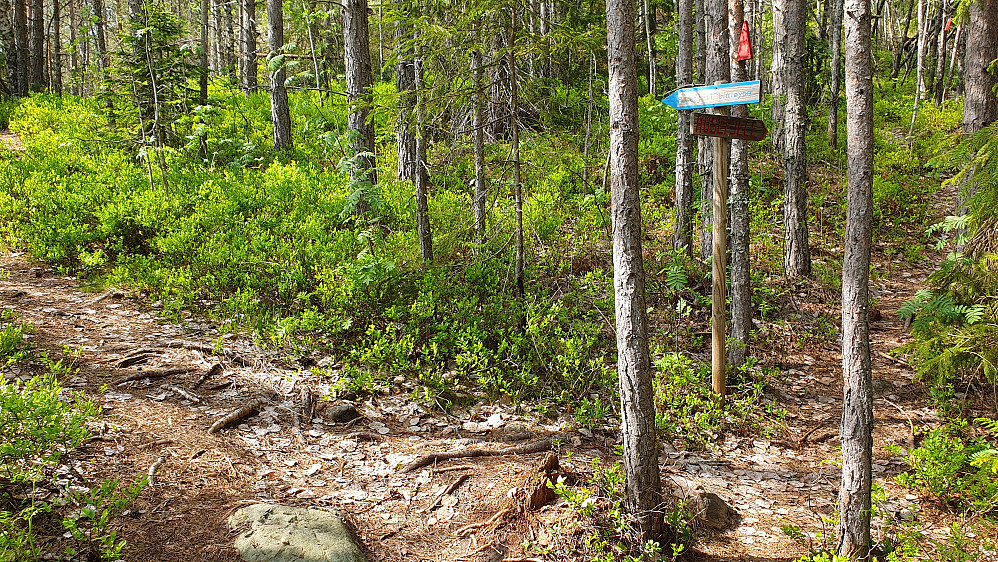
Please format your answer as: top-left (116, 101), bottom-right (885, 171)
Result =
top-left (228, 503), bottom-right (366, 562)
top-left (692, 492), bottom-right (741, 531)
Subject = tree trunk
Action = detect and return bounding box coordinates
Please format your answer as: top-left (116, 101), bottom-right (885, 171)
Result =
top-left (914, 0), bottom-right (928, 98)
top-left (343, 0), bottom-right (377, 201)
top-left (783, 0), bottom-right (811, 278)
top-left (931, 0), bottom-right (947, 105)
top-left (694, 0), bottom-right (705, 79)
top-left (728, 0), bottom-right (751, 370)
top-left (472, 49), bottom-right (487, 243)
top-left (69, 0), bottom-right (78, 94)
top-left (396, 41), bottom-right (417, 182)
top-left (644, 0), bottom-right (656, 97)
top-left (414, 57), bottom-right (432, 264)
top-left (200, 0), bottom-right (209, 103)
top-left (0, 0), bottom-right (18, 95)
top-left (771, 0), bottom-right (786, 152)
top-left (606, 0), bottom-right (664, 541)
top-left (28, 0), bottom-right (42, 90)
top-left (51, 0), bottom-right (61, 94)
top-left (13, 0), bottom-right (27, 96)
top-left (225, 0), bottom-right (235, 81)
top-left (837, 0), bottom-right (874, 552)
top-left (509, 9), bottom-right (524, 304)
top-left (828, 0), bottom-right (844, 148)
top-left (674, 0), bottom-right (694, 255)
top-left (942, 24), bottom-right (960, 101)
top-left (241, 0), bottom-right (257, 93)
top-left (699, 0), bottom-right (729, 262)
top-left (268, 0), bottom-right (291, 151)
top-left (962, 0), bottom-right (998, 133)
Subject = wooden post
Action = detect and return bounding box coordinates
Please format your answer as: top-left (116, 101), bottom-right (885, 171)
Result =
top-left (711, 86), bottom-right (730, 401)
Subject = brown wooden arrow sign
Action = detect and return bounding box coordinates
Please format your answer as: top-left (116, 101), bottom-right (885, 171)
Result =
top-left (691, 112), bottom-right (768, 141)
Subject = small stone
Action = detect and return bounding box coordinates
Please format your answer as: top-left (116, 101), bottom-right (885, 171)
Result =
top-left (692, 492), bottom-right (741, 531)
top-left (228, 504), bottom-right (365, 562)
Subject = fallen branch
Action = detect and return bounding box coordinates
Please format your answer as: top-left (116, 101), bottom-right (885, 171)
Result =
top-left (424, 473), bottom-right (470, 513)
top-left (164, 384), bottom-right (201, 403)
top-left (115, 368), bottom-right (188, 386)
top-left (192, 363), bottom-right (223, 389)
top-left (403, 438), bottom-right (553, 473)
top-left (116, 350), bottom-right (160, 368)
top-left (209, 398), bottom-right (266, 434)
top-left (456, 506), bottom-right (512, 536)
top-left (148, 456), bottom-right (165, 487)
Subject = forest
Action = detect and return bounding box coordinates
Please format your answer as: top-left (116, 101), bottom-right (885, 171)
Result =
top-left (0, 0), bottom-right (997, 558)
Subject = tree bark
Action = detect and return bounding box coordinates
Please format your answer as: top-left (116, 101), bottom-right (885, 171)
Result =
top-left (268, 0), bottom-right (291, 151)
top-left (962, 0), bottom-right (998, 133)
top-left (414, 56), bottom-right (432, 263)
top-left (69, 0), bottom-right (78, 94)
top-left (51, 0), bottom-right (61, 94)
top-left (828, 0), bottom-right (844, 148)
top-left (913, 0), bottom-right (928, 98)
top-left (509, 9), bottom-right (524, 304)
top-left (343, 0), bottom-right (377, 202)
top-left (728, 0), bottom-right (751, 370)
top-left (942, 24), bottom-right (960, 101)
top-left (606, 0), bottom-right (664, 541)
top-left (0, 0), bottom-right (18, 95)
top-left (643, 0), bottom-right (656, 97)
top-left (28, 0), bottom-right (42, 90)
top-left (13, 0), bottom-right (27, 96)
top-left (837, 0), bottom-right (874, 552)
top-left (771, 0), bottom-right (786, 152)
top-left (224, 0), bottom-right (235, 81)
top-left (699, 0), bottom-right (729, 262)
top-left (396, 42), bottom-right (417, 182)
top-left (472, 49), bottom-right (487, 243)
top-left (931, 0), bottom-right (947, 105)
top-left (241, 0), bottom-right (257, 93)
top-left (783, 0), bottom-right (811, 278)
top-left (674, 0), bottom-right (694, 255)
top-left (200, 0), bottom-right (209, 103)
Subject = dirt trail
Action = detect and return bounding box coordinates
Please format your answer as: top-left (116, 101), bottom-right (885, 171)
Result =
top-left (0, 130), bottom-right (964, 560)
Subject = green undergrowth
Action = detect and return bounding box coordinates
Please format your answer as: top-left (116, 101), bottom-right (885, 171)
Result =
top-left (0, 314), bottom-right (145, 560)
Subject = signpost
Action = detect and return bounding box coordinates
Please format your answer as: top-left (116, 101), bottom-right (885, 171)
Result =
top-left (661, 80), bottom-right (761, 111)
top-left (691, 113), bottom-right (767, 141)
top-left (662, 81), bottom-right (767, 402)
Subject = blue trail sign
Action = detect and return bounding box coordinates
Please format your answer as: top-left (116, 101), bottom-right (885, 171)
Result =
top-left (661, 81), bottom-right (762, 110)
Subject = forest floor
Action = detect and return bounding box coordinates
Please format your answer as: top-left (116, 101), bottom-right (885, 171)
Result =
top-left (0, 140), bottom-right (979, 561)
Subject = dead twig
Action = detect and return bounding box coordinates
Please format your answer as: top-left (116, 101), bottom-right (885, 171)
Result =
top-left (115, 368), bottom-right (188, 386)
top-left (423, 473), bottom-right (471, 513)
top-left (147, 456), bottom-right (165, 487)
top-left (164, 384), bottom-right (201, 403)
top-left (403, 438), bottom-right (553, 473)
top-left (192, 363), bottom-right (223, 389)
top-left (209, 398), bottom-right (266, 434)
top-left (456, 506), bottom-right (512, 536)
top-left (139, 438), bottom-right (173, 449)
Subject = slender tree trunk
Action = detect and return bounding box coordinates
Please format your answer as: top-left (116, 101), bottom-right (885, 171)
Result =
top-left (828, 0), bottom-right (844, 148)
top-left (414, 56), bottom-right (432, 263)
top-left (472, 49), bottom-right (487, 243)
top-left (644, 0), bottom-right (656, 97)
top-left (942, 24), bottom-right (960, 101)
top-left (606, 0), bottom-right (663, 541)
top-left (961, 0), bottom-right (998, 133)
top-left (13, 0), bottom-right (27, 96)
top-left (891, 0), bottom-right (914, 81)
top-left (200, 0), bottom-right (209, 103)
top-left (305, 0), bottom-right (320, 98)
top-left (51, 0), bottom-right (61, 94)
top-left (509, 9), bottom-right (524, 304)
top-left (933, 3), bottom-right (949, 106)
top-left (225, 0), bottom-right (235, 81)
top-left (69, 0), bottom-right (77, 95)
top-left (28, 0), bottom-right (42, 90)
top-left (0, 0), bottom-right (18, 95)
top-left (728, 0), bottom-right (751, 370)
top-left (268, 0), bottom-right (291, 151)
top-left (396, 34), bottom-right (416, 182)
top-left (674, 0), bottom-right (694, 255)
top-left (343, 0), bottom-right (377, 202)
top-left (241, 0), bottom-right (257, 93)
top-left (699, 0), bottom-right (729, 261)
top-left (784, 0), bottom-right (811, 277)
top-left (771, 0), bottom-right (786, 152)
top-left (837, 0), bottom-right (874, 552)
